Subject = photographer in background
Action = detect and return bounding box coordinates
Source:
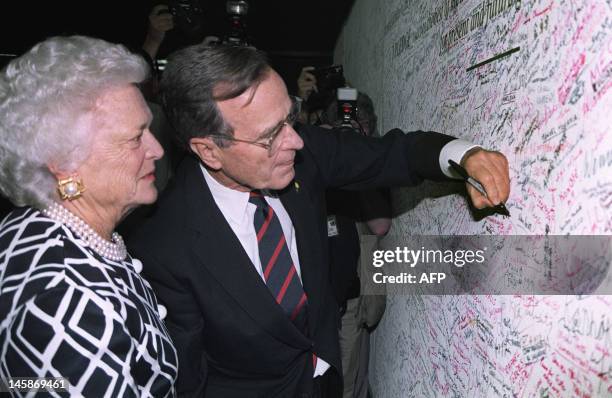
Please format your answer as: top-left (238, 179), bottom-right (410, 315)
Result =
top-left (137, 4), bottom-right (175, 105)
top-left (297, 65), bottom-right (345, 125)
top-left (296, 66), bottom-right (319, 124)
top-left (142, 4), bottom-right (175, 65)
top-left (297, 67), bottom-right (391, 397)
top-left (140, 3), bottom-right (182, 185)
top-left (323, 91), bottom-right (391, 398)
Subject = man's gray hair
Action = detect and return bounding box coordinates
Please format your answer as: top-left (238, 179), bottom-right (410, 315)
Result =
top-left (0, 35), bottom-right (149, 209)
top-left (160, 44), bottom-right (269, 149)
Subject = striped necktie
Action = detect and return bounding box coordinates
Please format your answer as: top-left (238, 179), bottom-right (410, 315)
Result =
top-left (249, 191), bottom-right (308, 332)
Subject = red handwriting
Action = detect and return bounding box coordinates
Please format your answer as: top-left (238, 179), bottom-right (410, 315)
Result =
top-left (558, 53), bottom-right (586, 105)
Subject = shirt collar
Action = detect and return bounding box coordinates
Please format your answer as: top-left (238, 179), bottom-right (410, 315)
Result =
top-left (200, 164), bottom-right (251, 226)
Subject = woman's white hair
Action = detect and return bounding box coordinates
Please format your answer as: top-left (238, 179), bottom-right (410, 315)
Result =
top-left (0, 35), bottom-right (149, 209)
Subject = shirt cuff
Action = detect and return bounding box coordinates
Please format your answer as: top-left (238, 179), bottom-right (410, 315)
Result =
top-left (313, 357), bottom-right (331, 378)
top-left (439, 139), bottom-right (482, 179)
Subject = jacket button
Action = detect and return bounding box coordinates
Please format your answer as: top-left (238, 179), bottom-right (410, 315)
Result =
top-left (131, 258), bottom-right (143, 273)
top-left (157, 304), bottom-right (167, 320)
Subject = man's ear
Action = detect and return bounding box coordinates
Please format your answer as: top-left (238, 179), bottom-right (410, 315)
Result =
top-left (190, 136), bottom-right (223, 170)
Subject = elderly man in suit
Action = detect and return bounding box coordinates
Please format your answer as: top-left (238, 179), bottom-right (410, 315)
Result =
top-left (128, 44), bottom-right (510, 397)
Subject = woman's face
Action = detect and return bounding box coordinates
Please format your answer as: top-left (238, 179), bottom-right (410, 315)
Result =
top-left (77, 84), bottom-right (163, 218)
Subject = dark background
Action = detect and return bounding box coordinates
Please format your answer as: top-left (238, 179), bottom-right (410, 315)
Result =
top-left (1, 0), bottom-right (355, 93)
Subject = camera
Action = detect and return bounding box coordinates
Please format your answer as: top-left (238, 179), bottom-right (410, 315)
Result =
top-left (326, 89), bottom-right (376, 137)
top-left (164, 0), bottom-right (205, 39)
top-left (336, 88), bottom-right (358, 129)
top-left (306, 65), bottom-right (345, 111)
top-left (221, 1), bottom-right (250, 46)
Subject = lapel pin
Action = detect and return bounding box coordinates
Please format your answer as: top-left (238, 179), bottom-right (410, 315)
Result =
top-left (294, 181), bottom-right (300, 192)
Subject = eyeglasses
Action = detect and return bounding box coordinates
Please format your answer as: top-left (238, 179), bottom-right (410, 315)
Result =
top-left (208, 96), bottom-right (300, 155)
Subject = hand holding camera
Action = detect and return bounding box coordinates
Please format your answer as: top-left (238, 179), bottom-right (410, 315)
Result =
top-left (304, 65), bottom-right (345, 111)
top-left (297, 66), bottom-right (318, 101)
top-left (163, 0), bottom-right (205, 39)
top-left (149, 5), bottom-right (175, 42)
top-left (143, 4), bottom-right (176, 63)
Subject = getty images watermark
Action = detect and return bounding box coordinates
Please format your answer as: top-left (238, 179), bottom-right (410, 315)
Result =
top-left (361, 236), bottom-right (612, 295)
top-left (372, 246), bottom-right (487, 284)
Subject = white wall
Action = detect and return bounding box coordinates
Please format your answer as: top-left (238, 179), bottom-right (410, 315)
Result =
top-left (337, 0), bottom-right (612, 396)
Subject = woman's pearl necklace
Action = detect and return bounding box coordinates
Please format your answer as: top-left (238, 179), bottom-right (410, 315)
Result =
top-left (42, 202), bottom-right (127, 262)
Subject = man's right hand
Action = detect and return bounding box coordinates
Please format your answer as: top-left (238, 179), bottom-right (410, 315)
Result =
top-left (462, 149), bottom-right (510, 209)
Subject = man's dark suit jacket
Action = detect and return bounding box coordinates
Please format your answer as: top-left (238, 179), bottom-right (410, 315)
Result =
top-left (128, 124), bottom-right (454, 397)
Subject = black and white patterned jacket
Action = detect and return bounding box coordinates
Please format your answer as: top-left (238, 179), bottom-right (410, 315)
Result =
top-left (0, 207), bottom-right (178, 397)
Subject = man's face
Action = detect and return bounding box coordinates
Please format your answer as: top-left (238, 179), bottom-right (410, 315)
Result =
top-left (206, 70), bottom-right (304, 191)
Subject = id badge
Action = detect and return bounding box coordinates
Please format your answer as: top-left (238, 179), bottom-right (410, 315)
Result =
top-left (327, 215), bottom-right (339, 237)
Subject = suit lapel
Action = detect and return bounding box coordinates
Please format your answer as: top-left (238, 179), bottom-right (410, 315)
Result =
top-left (181, 158), bottom-right (311, 348)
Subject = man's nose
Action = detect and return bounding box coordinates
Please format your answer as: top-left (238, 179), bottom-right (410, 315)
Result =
top-left (284, 125), bottom-right (304, 150)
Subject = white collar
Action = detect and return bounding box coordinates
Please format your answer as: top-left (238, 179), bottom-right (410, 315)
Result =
top-left (200, 164), bottom-right (251, 226)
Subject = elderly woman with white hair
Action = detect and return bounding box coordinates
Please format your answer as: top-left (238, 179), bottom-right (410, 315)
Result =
top-left (0, 36), bottom-right (177, 396)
